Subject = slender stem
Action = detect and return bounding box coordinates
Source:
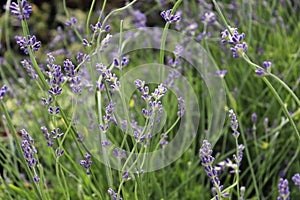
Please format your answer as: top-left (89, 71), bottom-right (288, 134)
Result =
top-left (86, 0), bottom-right (96, 38)
top-left (235, 139), bottom-right (240, 199)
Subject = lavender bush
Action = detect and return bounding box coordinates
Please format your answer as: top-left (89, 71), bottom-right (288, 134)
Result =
top-left (0, 0), bottom-right (299, 199)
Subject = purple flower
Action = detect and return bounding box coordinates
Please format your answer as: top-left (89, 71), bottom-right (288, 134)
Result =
top-left (251, 113), bottom-right (257, 124)
top-left (160, 9), bottom-right (181, 23)
top-left (255, 68), bottom-right (266, 76)
top-left (199, 140), bottom-right (214, 167)
top-left (177, 97), bottom-right (185, 117)
top-left (48, 86), bottom-right (62, 96)
top-left (82, 38), bottom-right (91, 47)
top-left (221, 27), bottom-right (245, 45)
top-left (132, 10), bottom-right (147, 28)
top-left (233, 144), bottom-right (245, 165)
top-left (10, 0), bottom-right (32, 20)
top-left (122, 170), bottom-right (130, 180)
top-left (97, 64), bottom-right (120, 91)
top-left (15, 35), bottom-right (41, 54)
top-left (21, 59), bottom-right (38, 79)
top-left (230, 42), bottom-right (248, 58)
top-left (263, 61), bottom-right (272, 69)
top-left (277, 178), bottom-right (290, 200)
top-left (113, 56), bottom-right (130, 67)
top-left (99, 101), bottom-right (116, 132)
top-left (80, 153), bottom-right (92, 175)
top-left (41, 126), bottom-right (64, 145)
top-left (90, 22), bottom-right (102, 31)
top-left (160, 133), bottom-right (169, 147)
top-left (33, 174), bottom-right (40, 183)
top-left (215, 70), bottom-right (227, 78)
top-left (201, 11), bottom-right (216, 25)
top-left (0, 85), bottom-right (8, 100)
top-left (41, 126), bottom-right (53, 147)
top-left (65, 16), bottom-right (77, 26)
top-left (172, 45), bottom-right (183, 58)
top-left (20, 129), bottom-right (37, 167)
top-left (228, 109), bottom-right (238, 131)
top-left (108, 188), bottom-right (123, 200)
top-left (152, 84), bottom-right (167, 100)
top-left (263, 61), bottom-right (272, 73)
top-left (292, 174), bottom-right (300, 189)
top-left (64, 59), bottom-right (75, 77)
top-left (55, 148), bottom-right (64, 157)
top-left (101, 140), bottom-right (111, 147)
top-left (199, 140), bottom-right (228, 199)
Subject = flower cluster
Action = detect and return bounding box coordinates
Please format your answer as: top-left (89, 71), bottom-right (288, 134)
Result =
top-left (65, 16), bottom-right (77, 27)
top-left (230, 42), bottom-right (248, 58)
top-left (228, 109), bottom-right (245, 171)
top-left (113, 56), bottom-right (130, 68)
top-left (80, 153), bottom-right (92, 175)
top-left (64, 59), bottom-right (81, 93)
top-left (135, 80), bottom-right (166, 118)
top-left (228, 109), bottom-right (239, 137)
top-left (292, 174), bottom-right (300, 189)
top-left (201, 11), bottom-right (216, 25)
top-left (199, 140), bottom-right (229, 199)
top-left (20, 129), bottom-right (40, 182)
top-left (99, 101), bottom-right (116, 132)
top-left (112, 148), bottom-right (127, 158)
top-left (41, 126), bottom-right (64, 148)
top-left (221, 27), bottom-right (247, 58)
top-left (160, 133), bottom-right (169, 147)
top-left (21, 129), bottom-right (37, 167)
top-left (277, 178), bottom-right (290, 200)
top-left (0, 85), bottom-right (8, 100)
top-left (233, 144), bottom-right (245, 168)
top-left (108, 188), bottom-right (123, 200)
top-left (160, 9), bottom-right (181, 23)
top-left (21, 59), bottom-right (38, 79)
top-left (15, 35), bottom-right (41, 54)
top-left (221, 27), bottom-right (245, 45)
top-left (90, 22), bottom-right (110, 33)
top-left (255, 61), bottom-right (272, 76)
top-left (10, 0), bottom-right (32, 21)
top-left (177, 97), bottom-right (185, 117)
top-left (97, 63), bottom-right (120, 91)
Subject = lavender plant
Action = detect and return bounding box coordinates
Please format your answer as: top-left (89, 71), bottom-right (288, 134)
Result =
top-left (0, 0), bottom-right (299, 199)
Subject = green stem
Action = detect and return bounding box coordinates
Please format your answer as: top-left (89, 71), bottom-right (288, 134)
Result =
top-left (86, 0), bottom-right (96, 38)
top-left (235, 139), bottom-right (240, 199)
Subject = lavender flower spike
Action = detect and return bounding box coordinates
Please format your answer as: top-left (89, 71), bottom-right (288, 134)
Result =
top-left (177, 97), bottom-right (185, 117)
top-left (199, 140), bottom-right (229, 199)
top-left (277, 178), bottom-right (290, 200)
top-left (15, 35), bottom-right (41, 54)
top-left (292, 173), bottom-right (300, 189)
top-left (10, 0), bottom-right (32, 20)
top-left (80, 153), bottom-right (92, 175)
